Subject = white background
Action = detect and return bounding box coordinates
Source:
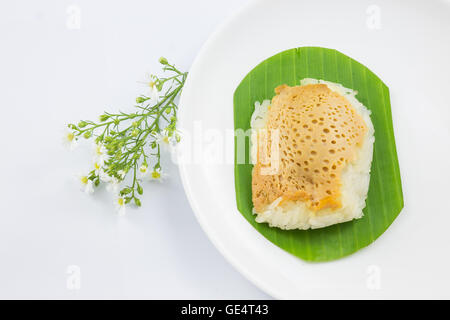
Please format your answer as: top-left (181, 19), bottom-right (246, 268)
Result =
top-left (0, 0), bottom-right (270, 299)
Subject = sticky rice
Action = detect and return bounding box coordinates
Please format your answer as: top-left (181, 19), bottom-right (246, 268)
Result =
top-left (250, 79), bottom-right (374, 230)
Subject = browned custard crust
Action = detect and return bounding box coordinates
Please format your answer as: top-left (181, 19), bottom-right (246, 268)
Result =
top-left (252, 84), bottom-right (367, 213)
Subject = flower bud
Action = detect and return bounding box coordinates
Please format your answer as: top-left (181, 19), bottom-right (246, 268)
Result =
top-left (159, 57), bottom-right (168, 65)
top-left (83, 131), bottom-right (92, 139)
top-left (78, 120), bottom-right (88, 128)
top-left (134, 197), bottom-right (142, 207)
top-left (99, 114), bottom-right (109, 122)
top-left (137, 184), bottom-right (143, 195)
top-left (121, 188), bottom-right (132, 195)
top-left (136, 96), bottom-right (148, 104)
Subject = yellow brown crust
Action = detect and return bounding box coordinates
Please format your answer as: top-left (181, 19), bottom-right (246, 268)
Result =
top-left (252, 84), bottom-right (367, 212)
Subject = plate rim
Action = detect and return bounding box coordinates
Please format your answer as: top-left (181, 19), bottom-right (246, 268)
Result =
top-left (176, 0), bottom-right (282, 298)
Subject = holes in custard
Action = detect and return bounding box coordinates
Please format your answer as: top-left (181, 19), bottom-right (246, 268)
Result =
top-left (252, 83), bottom-right (367, 212)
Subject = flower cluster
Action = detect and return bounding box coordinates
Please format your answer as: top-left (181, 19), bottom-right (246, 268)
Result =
top-left (65, 58), bottom-right (186, 214)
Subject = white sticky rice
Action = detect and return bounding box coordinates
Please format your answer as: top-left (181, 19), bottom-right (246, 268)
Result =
top-left (250, 78), bottom-right (375, 230)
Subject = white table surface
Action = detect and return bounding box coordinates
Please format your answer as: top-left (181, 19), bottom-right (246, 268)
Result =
top-left (0, 0), bottom-right (269, 299)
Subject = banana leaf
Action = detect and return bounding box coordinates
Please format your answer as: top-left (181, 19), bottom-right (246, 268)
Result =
top-left (233, 47), bottom-right (403, 262)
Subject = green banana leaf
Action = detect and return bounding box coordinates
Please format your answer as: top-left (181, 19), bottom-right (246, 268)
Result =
top-left (233, 47), bottom-right (403, 262)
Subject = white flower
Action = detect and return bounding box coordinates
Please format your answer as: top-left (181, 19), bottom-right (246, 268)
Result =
top-left (93, 161), bottom-right (103, 176)
top-left (115, 196), bottom-right (126, 216)
top-left (149, 85), bottom-right (160, 101)
top-left (77, 174), bottom-right (94, 194)
top-left (138, 164), bottom-right (148, 178)
top-left (93, 157), bottom-right (111, 182)
top-left (106, 177), bottom-right (120, 194)
top-left (93, 162), bottom-right (111, 183)
top-left (99, 170), bottom-right (112, 183)
top-left (149, 168), bottom-right (167, 183)
top-left (155, 131), bottom-right (174, 149)
top-left (94, 142), bottom-right (107, 157)
top-left (143, 74), bottom-right (161, 102)
top-left (94, 142), bottom-right (108, 165)
top-left (63, 129), bottom-right (78, 151)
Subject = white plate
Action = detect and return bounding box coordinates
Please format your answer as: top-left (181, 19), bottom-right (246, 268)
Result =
top-left (177, 0), bottom-right (450, 299)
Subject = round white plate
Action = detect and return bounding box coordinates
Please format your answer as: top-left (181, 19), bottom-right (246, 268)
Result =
top-left (177, 0), bottom-right (450, 299)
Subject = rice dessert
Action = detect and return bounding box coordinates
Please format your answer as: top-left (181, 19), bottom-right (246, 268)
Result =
top-left (251, 79), bottom-right (374, 230)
